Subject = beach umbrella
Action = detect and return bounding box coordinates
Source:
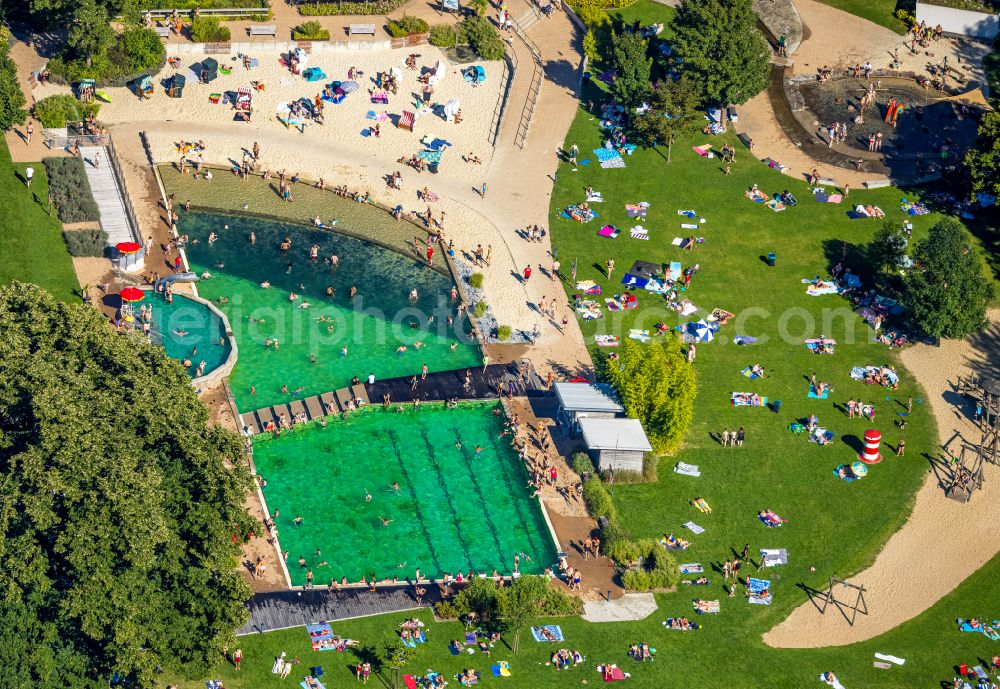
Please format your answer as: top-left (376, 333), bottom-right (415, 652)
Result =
top-left (116, 241), bottom-right (142, 255)
top-left (689, 319), bottom-right (714, 342)
top-left (119, 287), bottom-right (145, 303)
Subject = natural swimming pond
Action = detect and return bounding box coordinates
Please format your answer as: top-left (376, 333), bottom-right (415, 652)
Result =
top-left (252, 402), bottom-right (557, 586)
top-left (180, 211), bottom-right (479, 410)
top-left (147, 291), bottom-right (232, 378)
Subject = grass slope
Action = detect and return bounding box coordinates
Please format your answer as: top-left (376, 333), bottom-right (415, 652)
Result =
top-left (0, 142), bottom-right (78, 301)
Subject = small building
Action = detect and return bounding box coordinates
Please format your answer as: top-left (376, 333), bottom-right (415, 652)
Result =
top-left (553, 382), bottom-right (624, 433)
top-left (578, 417), bottom-right (653, 474)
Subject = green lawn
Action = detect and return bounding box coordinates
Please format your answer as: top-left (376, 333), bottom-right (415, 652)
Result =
top-left (0, 142), bottom-right (79, 301)
top-left (170, 551), bottom-right (1000, 689)
top-left (813, 0), bottom-right (908, 33)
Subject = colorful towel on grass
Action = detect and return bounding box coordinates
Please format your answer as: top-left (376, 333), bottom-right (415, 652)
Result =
top-left (491, 662), bottom-right (511, 677)
top-left (741, 367), bottom-right (762, 380)
top-left (630, 226), bottom-right (649, 240)
top-left (663, 618), bottom-right (701, 630)
top-left (575, 280), bottom-right (602, 294)
top-left (900, 199), bottom-right (929, 215)
top-left (668, 261), bottom-right (682, 280)
top-left (300, 680), bottom-right (327, 689)
top-left (598, 225), bottom-right (620, 238)
top-left (732, 392), bottom-right (766, 407)
top-left (593, 148), bottom-right (621, 162)
top-left (760, 549), bottom-right (788, 567)
top-left (674, 462), bottom-right (700, 477)
top-left (734, 336), bottom-right (757, 345)
top-left (531, 625), bottom-right (564, 642)
top-left (679, 563), bottom-right (703, 574)
top-left (595, 335), bottom-right (620, 347)
top-left (629, 328), bottom-right (650, 342)
top-left (694, 600), bottom-right (720, 614)
top-left (808, 385), bottom-right (830, 399)
top-left (307, 623), bottom-right (335, 650)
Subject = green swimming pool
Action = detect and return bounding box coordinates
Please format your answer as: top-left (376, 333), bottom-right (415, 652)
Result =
top-left (180, 211), bottom-right (480, 410)
top-left (252, 402), bottom-right (557, 586)
top-left (147, 291), bottom-right (231, 378)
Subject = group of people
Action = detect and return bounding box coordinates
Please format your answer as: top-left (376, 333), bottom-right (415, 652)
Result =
top-left (719, 427), bottom-right (746, 447)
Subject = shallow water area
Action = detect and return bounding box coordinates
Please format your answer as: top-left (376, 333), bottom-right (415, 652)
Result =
top-left (252, 402), bottom-right (557, 585)
top-left (147, 291), bottom-right (231, 378)
top-left (180, 211), bottom-right (479, 409)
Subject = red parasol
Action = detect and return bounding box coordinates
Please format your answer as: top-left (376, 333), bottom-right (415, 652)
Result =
top-left (116, 241), bottom-right (142, 255)
top-left (119, 287), bottom-right (145, 302)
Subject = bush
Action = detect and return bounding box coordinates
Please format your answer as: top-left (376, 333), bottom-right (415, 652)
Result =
top-left (582, 476), bottom-right (617, 523)
top-left (468, 272), bottom-right (484, 288)
top-left (433, 576), bottom-right (582, 621)
top-left (473, 301), bottom-right (488, 317)
top-left (496, 324), bottom-right (512, 341)
top-left (293, 20), bottom-right (331, 40)
top-left (191, 16), bottom-right (231, 42)
top-left (571, 452), bottom-right (593, 477)
top-left (113, 26), bottom-right (166, 74)
top-left (434, 599), bottom-right (463, 620)
top-left (387, 14), bottom-right (429, 37)
top-left (429, 23), bottom-right (459, 48)
top-left (44, 157), bottom-right (100, 224)
top-left (617, 540), bottom-right (680, 591)
top-left (539, 586), bottom-right (584, 616)
top-left (573, 0), bottom-right (632, 8)
top-left (34, 95), bottom-right (100, 129)
top-left (462, 16), bottom-right (505, 61)
top-left (299, 0), bottom-right (406, 15)
top-left (605, 538), bottom-right (642, 566)
top-left (63, 229), bottom-right (108, 257)
top-left (621, 569), bottom-right (651, 591)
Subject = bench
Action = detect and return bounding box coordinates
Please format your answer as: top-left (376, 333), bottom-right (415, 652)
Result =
top-left (154, 25), bottom-right (171, 38)
top-left (349, 23), bottom-right (377, 36)
top-left (249, 24), bottom-right (277, 37)
top-left (864, 178), bottom-right (891, 189)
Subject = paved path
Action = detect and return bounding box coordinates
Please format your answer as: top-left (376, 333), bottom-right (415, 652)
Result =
top-left (78, 146), bottom-right (134, 246)
top-left (582, 593), bottom-right (658, 622)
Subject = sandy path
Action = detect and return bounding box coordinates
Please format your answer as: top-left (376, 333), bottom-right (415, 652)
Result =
top-left (764, 309), bottom-right (1000, 647)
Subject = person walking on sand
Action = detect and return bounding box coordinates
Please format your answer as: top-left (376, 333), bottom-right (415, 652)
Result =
top-left (523, 265), bottom-right (532, 281)
top-left (480, 182), bottom-right (487, 197)
top-left (26, 122), bottom-right (33, 145)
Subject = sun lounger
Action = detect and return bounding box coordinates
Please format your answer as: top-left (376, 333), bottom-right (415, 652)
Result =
top-left (679, 563), bottom-right (703, 574)
top-left (683, 521), bottom-right (705, 535)
top-left (674, 462), bottom-right (700, 477)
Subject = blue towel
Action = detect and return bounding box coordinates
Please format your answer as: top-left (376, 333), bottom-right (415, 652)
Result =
top-left (593, 147), bottom-right (621, 162)
top-left (530, 625), bottom-right (564, 642)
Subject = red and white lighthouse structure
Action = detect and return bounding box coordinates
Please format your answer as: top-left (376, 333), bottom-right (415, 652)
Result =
top-left (858, 429), bottom-right (882, 464)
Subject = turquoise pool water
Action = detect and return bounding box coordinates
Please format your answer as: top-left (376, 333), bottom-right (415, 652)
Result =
top-left (148, 291), bottom-right (231, 378)
top-left (252, 403), bottom-right (557, 586)
top-left (179, 211), bottom-right (480, 409)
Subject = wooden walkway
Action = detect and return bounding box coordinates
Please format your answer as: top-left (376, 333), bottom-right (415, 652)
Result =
top-left (240, 363), bottom-right (541, 435)
top-left (236, 584), bottom-right (442, 635)
top-left (79, 146), bottom-right (133, 246)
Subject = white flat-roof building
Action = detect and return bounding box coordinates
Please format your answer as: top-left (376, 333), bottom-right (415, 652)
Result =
top-left (579, 417), bottom-right (653, 473)
top-left (553, 382), bottom-right (625, 433)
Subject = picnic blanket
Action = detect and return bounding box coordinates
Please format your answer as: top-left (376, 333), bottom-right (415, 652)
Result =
top-left (850, 366), bottom-right (899, 387)
top-left (684, 521), bottom-right (705, 535)
top-left (692, 143), bottom-right (712, 157)
top-left (758, 513), bottom-right (785, 528)
top-left (416, 149), bottom-right (443, 164)
top-left (630, 226), bottom-right (649, 240)
top-left (300, 680), bottom-right (327, 689)
top-left (531, 625), bottom-right (564, 642)
top-left (749, 592), bottom-right (772, 606)
top-left (663, 618), bottom-right (701, 630)
top-left (625, 202), bottom-right (649, 218)
top-left (748, 578), bottom-right (770, 594)
top-left (595, 335), bottom-right (620, 347)
top-left (809, 427), bottom-right (835, 444)
top-left (679, 563), bottom-right (703, 574)
top-left (694, 600), bottom-right (720, 614)
top-left (628, 328), bottom-right (650, 342)
top-left (806, 283), bottom-right (840, 296)
top-left (491, 662), bottom-right (511, 677)
top-left (576, 300), bottom-right (603, 320)
top-left (576, 280), bottom-right (602, 294)
top-left (561, 205), bottom-right (598, 222)
top-left (806, 340), bottom-right (836, 354)
top-left (674, 462), bottom-right (701, 477)
top-left (900, 198), bottom-right (929, 215)
top-left (593, 148), bottom-right (625, 169)
top-left (602, 665), bottom-right (627, 682)
top-left (741, 367), bottom-right (762, 380)
top-left (766, 199), bottom-right (786, 212)
top-left (760, 548), bottom-right (788, 567)
top-left (598, 225), bottom-right (620, 238)
top-left (677, 299), bottom-right (698, 316)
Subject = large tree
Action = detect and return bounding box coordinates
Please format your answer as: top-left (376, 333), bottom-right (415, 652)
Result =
top-left (901, 219), bottom-right (994, 340)
top-left (632, 75), bottom-right (703, 161)
top-left (67, 0), bottom-right (114, 67)
top-left (0, 41), bottom-right (27, 132)
top-left (964, 110), bottom-right (1000, 197)
top-left (602, 334), bottom-right (697, 454)
top-left (0, 283), bottom-right (254, 688)
top-left (610, 30), bottom-right (651, 108)
top-left (671, 0), bottom-right (770, 106)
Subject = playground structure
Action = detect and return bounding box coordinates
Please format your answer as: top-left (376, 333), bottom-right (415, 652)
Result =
top-left (817, 576), bottom-right (869, 626)
top-left (948, 376), bottom-right (1000, 502)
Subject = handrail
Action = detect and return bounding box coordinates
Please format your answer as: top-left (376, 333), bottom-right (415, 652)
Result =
top-left (510, 18), bottom-right (543, 149)
top-left (487, 56), bottom-right (511, 146)
top-left (141, 6), bottom-right (269, 18)
top-left (106, 137), bottom-right (143, 245)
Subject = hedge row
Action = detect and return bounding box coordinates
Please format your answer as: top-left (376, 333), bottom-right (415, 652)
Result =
top-left (33, 95), bottom-right (100, 129)
top-left (298, 0), bottom-right (406, 16)
top-left (44, 157), bottom-right (100, 224)
top-left (63, 229), bottom-right (109, 257)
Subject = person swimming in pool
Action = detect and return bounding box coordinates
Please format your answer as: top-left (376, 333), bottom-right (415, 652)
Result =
top-left (396, 345), bottom-right (408, 354)
top-left (409, 288), bottom-right (418, 301)
top-left (365, 490), bottom-right (372, 502)
top-left (173, 329), bottom-right (188, 336)
top-left (391, 482), bottom-right (400, 492)
top-left (474, 445), bottom-right (482, 458)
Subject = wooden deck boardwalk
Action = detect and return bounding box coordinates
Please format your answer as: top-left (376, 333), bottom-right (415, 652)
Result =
top-left (79, 145), bottom-right (133, 246)
top-left (236, 584), bottom-right (443, 635)
top-left (240, 363), bottom-right (542, 435)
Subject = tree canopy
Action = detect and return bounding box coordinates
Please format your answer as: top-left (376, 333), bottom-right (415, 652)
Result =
top-left (901, 219), bottom-right (994, 341)
top-left (602, 335), bottom-right (697, 454)
top-left (0, 283), bottom-right (253, 689)
top-left (0, 38), bottom-right (27, 133)
top-left (865, 220), bottom-right (910, 289)
top-left (632, 75), bottom-right (703, 161)
top-left (964, 110), bottom-right (1000, 197)
top-left (671, 0), bottom-right (770, 106)
top-left (610, 30), bottom-right (652, 108)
